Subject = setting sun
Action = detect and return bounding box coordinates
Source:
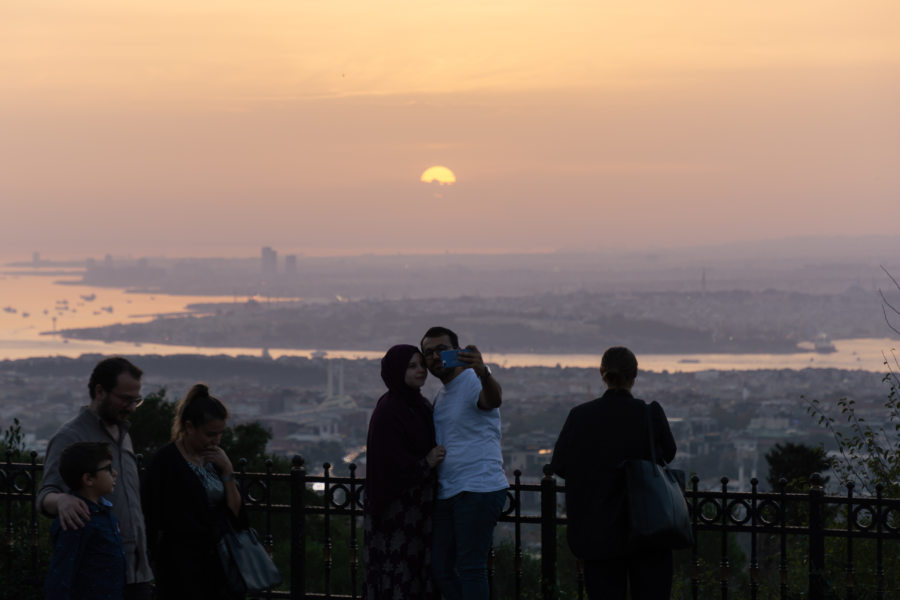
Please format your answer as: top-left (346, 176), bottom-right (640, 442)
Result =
top-left (420, 166), bottom-right (456, 186)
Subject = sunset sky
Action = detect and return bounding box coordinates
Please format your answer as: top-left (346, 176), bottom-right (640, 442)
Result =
top-left (2, 1), bottom-right (898, 257)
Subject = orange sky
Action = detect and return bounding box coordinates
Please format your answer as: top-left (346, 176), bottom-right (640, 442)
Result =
top-left (1, 1), bottom-right (898, 257)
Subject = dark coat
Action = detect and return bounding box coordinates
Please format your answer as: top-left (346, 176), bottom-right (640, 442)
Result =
top-left (141, 442), bottom-right (247, 599)
top-left (45, 496), bottom-right (126, 600)
top-left (365, 344), bottom-right (436, 518)
top-left (549, 388), bottom-right (676, 560)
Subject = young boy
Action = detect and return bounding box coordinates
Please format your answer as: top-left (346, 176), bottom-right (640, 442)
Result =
top-left (45, 442), bottom-right (126, 600)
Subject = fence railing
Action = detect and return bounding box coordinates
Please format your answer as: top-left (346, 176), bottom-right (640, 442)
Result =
top-left (3, 452), bottom-right (899, 599)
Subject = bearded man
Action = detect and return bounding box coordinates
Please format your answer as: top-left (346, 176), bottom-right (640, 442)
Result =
top-left (38, 357), bottom-right (154, 600)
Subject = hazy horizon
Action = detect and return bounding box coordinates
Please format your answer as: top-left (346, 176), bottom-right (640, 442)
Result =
top-left (3, 233), bottom-right (898, 267)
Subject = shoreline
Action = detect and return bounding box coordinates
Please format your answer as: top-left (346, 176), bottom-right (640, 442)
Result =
top-left (0, 350), bottom-right (887, 375)
top-left (42, 329), bottom-right (827, 357)
top-left (2, 338), bottom-right (894, 373)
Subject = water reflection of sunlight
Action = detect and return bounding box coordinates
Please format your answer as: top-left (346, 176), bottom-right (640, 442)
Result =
top-left (0, 273), bottom-right (249, 344)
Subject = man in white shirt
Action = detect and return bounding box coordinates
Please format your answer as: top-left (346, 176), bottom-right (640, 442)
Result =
top-left (420, 326), bottom-right (508, 600)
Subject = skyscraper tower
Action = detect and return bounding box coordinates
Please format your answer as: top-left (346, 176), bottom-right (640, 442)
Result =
top-left (285, 254), bottom-right (297, 275)
top-left (261, 246), bottom-right (278, 277)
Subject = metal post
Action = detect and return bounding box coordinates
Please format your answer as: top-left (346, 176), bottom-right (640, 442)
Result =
top-left (749, 477), bottom-right (759, 600)
top-left (719, 477), bottom-right (730, 600)
top-left (808, 473), bottom-right (826, 600)
top-left (540, 464), bottom-right (558, 600)
top-left (514, 470), bottom-right (523, 600)
top-left (291, 455), bottom-right (306, 600)
top-left (845, 481), bottom-right (855, 600)
top-left (690, 475), bottom-right (700, 600)
top-left (3, 450), bottom-right (12, 578)
top-left (28, 452), bottom-right (39, 587)
top-left (322, 462), bottom-right (333, 595)
top-left (779, 478), bottom-right (788, 599)
top-left (264, 458), bottom-right (275, 600)
top-left (349, 463), bottom-right (359, 599)
top-left (875, 484), bottom-right (884, 600)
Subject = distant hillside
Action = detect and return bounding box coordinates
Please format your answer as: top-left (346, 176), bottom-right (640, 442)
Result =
top-left (54, 288), bottom-right (895, 355)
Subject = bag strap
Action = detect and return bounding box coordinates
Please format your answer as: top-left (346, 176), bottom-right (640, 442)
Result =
top-left (643, 401), bottom-right (668, 467)
top-left (643, 401), bottom-right (657, 466)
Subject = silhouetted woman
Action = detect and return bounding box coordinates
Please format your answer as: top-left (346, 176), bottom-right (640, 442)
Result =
top-left (142, 384), bottom-right (246, 599)
top-left (363, 344), bottom-right (446, 599)
top-left (550, 346), bottom-right (677, 600)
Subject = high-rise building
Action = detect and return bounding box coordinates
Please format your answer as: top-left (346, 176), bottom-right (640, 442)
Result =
top-left (261, 246), bottom-right (278, 277)
top-left (285, 254), bottom-right (297, 275)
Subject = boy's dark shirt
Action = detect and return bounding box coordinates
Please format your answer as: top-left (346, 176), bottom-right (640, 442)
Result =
top-left (45, 495), bottom-right (126, 600)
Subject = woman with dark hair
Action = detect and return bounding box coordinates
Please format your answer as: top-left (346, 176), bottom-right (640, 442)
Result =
top-left (142, 384), bottom-right (246, 599)
top-left (363, 344), bottom-right (446, 599)
top-left (550, 347), bottom-right (677, 600)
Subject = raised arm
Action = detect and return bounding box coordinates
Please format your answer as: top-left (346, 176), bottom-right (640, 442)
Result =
top-left (460, 345), bottom-right (502, 410)
top-left (205, 446), bottom-right (242, 518)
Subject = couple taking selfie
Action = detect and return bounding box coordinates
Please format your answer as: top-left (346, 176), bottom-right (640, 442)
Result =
top-left (363, 328), bottom-right (678, 600)
top-left (363, 326), bottom-right (506, 600)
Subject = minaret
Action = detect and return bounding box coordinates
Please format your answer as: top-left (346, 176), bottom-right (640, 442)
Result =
top-left (327, 362), bottom-right (333, 398)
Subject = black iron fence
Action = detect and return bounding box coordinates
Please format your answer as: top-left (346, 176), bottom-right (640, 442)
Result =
top-left (3, 452), bottom-right (899, 599)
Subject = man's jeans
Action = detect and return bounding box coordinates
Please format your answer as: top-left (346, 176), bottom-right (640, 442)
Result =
top-left (432, 489), bottom-right (507, 600)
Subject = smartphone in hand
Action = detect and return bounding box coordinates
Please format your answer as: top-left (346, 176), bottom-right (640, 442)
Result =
top-left (441, 349), bottom-right (469, 368)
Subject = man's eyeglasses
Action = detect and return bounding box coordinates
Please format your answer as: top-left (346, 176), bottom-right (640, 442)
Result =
top-left (110, 391), bottom-right (143, 408)
top-left (423, 344), bottom-right (453, 357)
top-left (92, 464), bottom-right (114, 474)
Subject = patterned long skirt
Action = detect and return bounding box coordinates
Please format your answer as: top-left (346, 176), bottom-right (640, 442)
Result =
top-left (363, 483), bottom-right (437, 600)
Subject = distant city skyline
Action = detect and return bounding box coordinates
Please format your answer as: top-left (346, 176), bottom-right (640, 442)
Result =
top-left (3, 233), bottom-right (898, 265)
top-left (2, 1), bottom-right (898, 257)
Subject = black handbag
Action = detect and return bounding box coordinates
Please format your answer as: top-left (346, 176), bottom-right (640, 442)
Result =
top-left (621, 402), bottom-right (694, 551)
top-left (217, 523), bottom-right (283, 594)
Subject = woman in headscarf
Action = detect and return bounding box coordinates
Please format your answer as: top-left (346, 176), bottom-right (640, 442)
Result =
top-left (363, 344), bottom-right (446, 600)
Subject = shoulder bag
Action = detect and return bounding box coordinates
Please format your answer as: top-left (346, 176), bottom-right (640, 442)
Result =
top-left (620, 402), bottom-right (695, 551)
top-left (217, 522), bottom-right (283, 594)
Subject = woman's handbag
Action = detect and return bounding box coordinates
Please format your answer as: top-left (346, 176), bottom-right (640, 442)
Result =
top-left (217, 523), bottom-right (283, 594)
top-left (621, 402), bottom-right (695, 551)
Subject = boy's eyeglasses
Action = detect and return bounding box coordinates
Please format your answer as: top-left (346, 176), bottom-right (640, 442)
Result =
top-left (92, 464), bottom-right (114, 474)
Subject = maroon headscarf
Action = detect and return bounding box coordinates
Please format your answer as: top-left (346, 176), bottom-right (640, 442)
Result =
top-left (365, 345), bottom-right (436, 516)
top-left (379, 344), bottom-right (425, 398)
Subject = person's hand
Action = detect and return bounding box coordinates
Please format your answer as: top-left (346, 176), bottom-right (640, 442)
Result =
top-left (203, 446), bottom-right (234, 477)
top-left (56, 493), bottom-right (90, 531)
top-left (458, 345), bottom-right (488, 377)
top-left (426, 445), bottom-right (446, 468)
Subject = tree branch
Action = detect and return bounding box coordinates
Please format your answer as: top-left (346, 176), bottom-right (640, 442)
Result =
top-left (879, 265), bottom-right (900, 335)
top-left (881, 305), bottom-right (900, 336)
top-left (882, 264), bottom-right (900, 292)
